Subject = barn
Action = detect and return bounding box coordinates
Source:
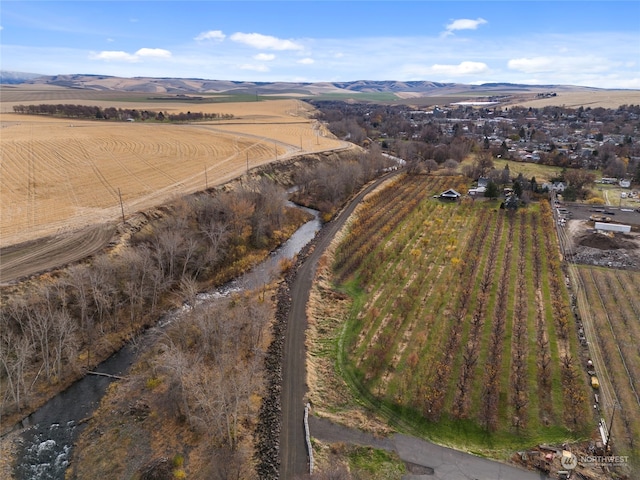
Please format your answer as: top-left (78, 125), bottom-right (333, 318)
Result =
top-left (438, 189), bottom-right (461, 201)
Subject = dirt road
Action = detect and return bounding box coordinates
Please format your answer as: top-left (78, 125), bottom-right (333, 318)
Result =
top-left (0, 223), bottom-right (116, 283)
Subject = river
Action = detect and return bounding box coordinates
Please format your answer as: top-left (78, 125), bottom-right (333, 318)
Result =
top-left (12, 203), bottom-right (321, 480)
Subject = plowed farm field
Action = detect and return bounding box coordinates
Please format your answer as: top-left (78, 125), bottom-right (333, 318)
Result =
top-left (0, 87), bottom-right (348, 261)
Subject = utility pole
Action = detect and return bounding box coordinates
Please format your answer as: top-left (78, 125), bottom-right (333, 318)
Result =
top-left (118, 188), bottom-right (125, 223)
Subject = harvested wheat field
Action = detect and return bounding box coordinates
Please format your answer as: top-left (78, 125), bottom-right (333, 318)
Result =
top-left (513, 90), bottom-right (640, 109)
top-left (0, 92), bottom-right (348, 251)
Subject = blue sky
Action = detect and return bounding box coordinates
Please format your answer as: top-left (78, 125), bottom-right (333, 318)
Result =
top-left (1, 1), bottom-right (639, 88)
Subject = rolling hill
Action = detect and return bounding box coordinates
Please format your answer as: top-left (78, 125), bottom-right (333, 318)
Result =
top-left (1, 71), bottom-right (602, 98)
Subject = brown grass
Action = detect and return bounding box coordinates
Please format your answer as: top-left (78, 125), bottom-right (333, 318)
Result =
top-left (0, 89), bottom-right (349, 247)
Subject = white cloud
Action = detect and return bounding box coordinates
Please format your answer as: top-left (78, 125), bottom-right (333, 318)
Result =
top-left (230, 32), bottom-right (303, 51)
top-left (254, 53), bottom-right (275, 61)
top-left (135, 48), bottom-right (171, 59)
top-left (444, 18), bottom-right (487, 36)
top-left (431, 61), bottom-right (489, 76)
top-left (194, 30), bottom-right (226, 42)
top-left (89, 48), bottom-right (172, 63)
top-left (508, 56), bottom-right (613, 75)
top-left (89, 50), bottom-right (138, 62)
top-left (507, 57), bottom-right (554, 73)
top-left (297, 58), bottom-right (314, 65)
top-left (239, 63), bottom-right (269, 72)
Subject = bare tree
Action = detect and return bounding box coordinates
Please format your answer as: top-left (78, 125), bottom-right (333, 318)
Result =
top-left (51, 308), bottom-right (78, 380)
top-left (88, 254), bottom-right (118, 329)
top-left (253, 177), bottom-right (288, 231)
top-left (0, 327), bottom-right (34, 410)
top-left (443, 158), bottom-right (459, 174)
top-left (200, 218), bottom-right (230, 266)
top-left (475, 151), bottom-right (494, 177)
top-left (205, 445), bottom-right (256, 480)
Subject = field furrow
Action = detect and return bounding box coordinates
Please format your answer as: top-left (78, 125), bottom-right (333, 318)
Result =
top-left (1, 99), bottom-right (348, 247)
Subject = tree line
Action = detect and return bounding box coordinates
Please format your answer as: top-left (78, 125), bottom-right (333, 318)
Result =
top-left (290, 143), bottom-right (393, 220)
top-left (0, 149), bottom-right (391, 426)
top-left (12, 104), bottom-right (233, 122)
top-left (0, 176), bottom-right (288, 415)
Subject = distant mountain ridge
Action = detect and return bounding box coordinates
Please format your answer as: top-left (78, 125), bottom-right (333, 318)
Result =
top-left (1, 71), bottom-right (601, 96)
top-left (0, 70), bottom-right (44, 84)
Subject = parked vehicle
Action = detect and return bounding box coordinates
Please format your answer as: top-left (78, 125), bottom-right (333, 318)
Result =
top-left (589, 214), bottom-right (612, 222)
top-left (591, 376), bottom-right (600, 389)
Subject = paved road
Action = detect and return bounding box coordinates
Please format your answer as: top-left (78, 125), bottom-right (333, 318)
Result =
top-left (279, 171), bottom-right (399, 478)
top-left (310, 416), bottom-right (550, 480)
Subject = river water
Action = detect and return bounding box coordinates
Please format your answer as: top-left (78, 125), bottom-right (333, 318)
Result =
top-left (12, 204), bottom-right (321, 480)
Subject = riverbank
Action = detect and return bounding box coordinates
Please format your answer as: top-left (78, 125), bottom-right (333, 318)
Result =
top-left (0, 153), bottom-right (338, 438)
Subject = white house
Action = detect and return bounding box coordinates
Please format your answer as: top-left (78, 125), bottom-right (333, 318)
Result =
top-left (468, 186), bottom-right (486, 196)
top-left (542, 182), bottom-right (567, 192)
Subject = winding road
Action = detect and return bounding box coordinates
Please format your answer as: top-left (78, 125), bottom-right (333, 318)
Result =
top-left (279, 171), bottom-right (551, 480)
